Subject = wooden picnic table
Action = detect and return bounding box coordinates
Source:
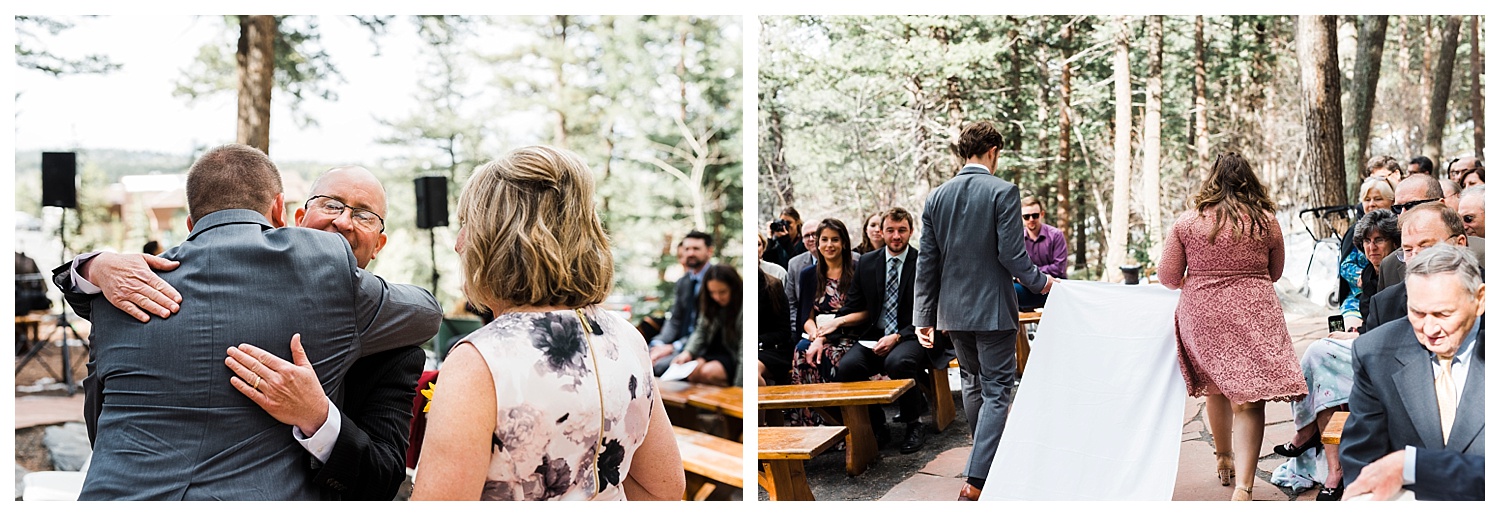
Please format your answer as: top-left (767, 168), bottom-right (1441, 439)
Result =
top-left (758, 426), bottom-right (847, 501)
top-left (688, 386), bottom-right (743, 420)
top-left (759, 378), bottom-right (914, 476)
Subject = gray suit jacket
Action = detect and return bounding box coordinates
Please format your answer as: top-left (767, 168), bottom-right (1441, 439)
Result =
top-left (1341, 316), bottom-right (1484, 500)
top-left (1376, 236), bottom-right (1485, 294)
top-left (71, 209), bottom-right (440, 500)
top-left (914, 165), bottom-right (1048, 332)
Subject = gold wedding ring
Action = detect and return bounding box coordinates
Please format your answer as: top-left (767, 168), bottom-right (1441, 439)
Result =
top-left (253, 375), bottom-right (261, 390)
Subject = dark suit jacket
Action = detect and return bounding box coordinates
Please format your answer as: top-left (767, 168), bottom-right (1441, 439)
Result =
top-left (311, 346), bottom-right (425, 500)
top-left (1341, 317), bottom-right (1485, 500)
top-left (56, 209), bottom-right (440, 500)
top-left (1375, 236), bottom-right (1486, 294)
top-left (1363, 282), bottom-right (1406, 333)
top-left (653, 269), bottom-right (700, 347)
top-left (914, 165), bottom-right (1048, 332)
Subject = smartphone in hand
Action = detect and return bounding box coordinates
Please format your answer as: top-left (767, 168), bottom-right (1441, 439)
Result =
top-left (1327, 315), bottom-right (1345, 333)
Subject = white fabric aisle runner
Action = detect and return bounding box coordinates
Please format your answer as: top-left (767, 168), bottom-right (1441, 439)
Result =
top-left (980, 280), bottom-right (1185, 500)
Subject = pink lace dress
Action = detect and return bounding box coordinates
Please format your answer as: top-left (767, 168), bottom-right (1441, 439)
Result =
top-left (1158, 210), bottom-right (1307, 405)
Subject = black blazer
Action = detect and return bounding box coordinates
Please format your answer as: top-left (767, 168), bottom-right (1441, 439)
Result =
top-left (1363, 282), bottom-right (1406, 333)
top-left (836, 248), bottom-right (919, 343)
top-left (654, 272), bottom-right (698, 345)
top-left (311, 345), bottom-right (425, 500)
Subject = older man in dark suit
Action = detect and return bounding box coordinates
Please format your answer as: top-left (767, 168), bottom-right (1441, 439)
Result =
top-left (56, 145), bottom-right (440, 500)
top-left (1341, 243), bottom-right (1484, 501)
top-left (914, 121), bottom-right (1055, 501)
top-left (820, 207), bottom-right (937, 454)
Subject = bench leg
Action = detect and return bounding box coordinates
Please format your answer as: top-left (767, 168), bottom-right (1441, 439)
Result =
top-left (1015, 329), bottom-right (1031, 378)
top-left (762, 460), bottom-right (814, 501)
top-left (929, 366), bottom-right (955, 432)
top-left (839, 405), bottom-right (877, 476)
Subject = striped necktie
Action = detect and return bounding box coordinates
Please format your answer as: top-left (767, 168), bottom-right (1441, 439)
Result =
top-left (882, 256), bottom-right (899, 335)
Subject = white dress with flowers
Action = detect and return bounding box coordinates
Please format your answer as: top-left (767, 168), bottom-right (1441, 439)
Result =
top-left (462, 306), bottom-right (657, 501)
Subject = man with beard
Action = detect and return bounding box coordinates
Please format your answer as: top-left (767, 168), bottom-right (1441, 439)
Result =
top-left (649, 230), bottom-right (714, 375)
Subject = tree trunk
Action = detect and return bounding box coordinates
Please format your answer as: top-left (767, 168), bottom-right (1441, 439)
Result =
top-left (1006, 20), bottom-right (1024, 184)
top-left (1472, 15), bottom-right (1485, 162)
top-left (1297, 15), bottom-right (1348, 208)
top-left (762, 88), bottom-right (796, 209)
top-left (1194, 15), bottom-right (1210, 181)
top-left (552, 15), bottom-right (569, 147)
top-left (1106, 16), bottom-right (1133, 282)
top-left (1143, 16), bottom-right (1164, 262)
top-left (1346, 16), bottom-right (1387, 194)
top-left (1424, 16), bottom-right (1462, 161)
top-left (1057, 22), bottom-right (1074, 246)
top-left (235, 15), bottom-right (276, 154)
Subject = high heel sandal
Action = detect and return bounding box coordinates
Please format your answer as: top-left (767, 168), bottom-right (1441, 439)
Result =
top-left (1231, 486), bottom-right (1253, 501)
top-left (1273, 438), bottom-right (1318, 457)
top-left (1214, 452), bottom-right (1234, 486)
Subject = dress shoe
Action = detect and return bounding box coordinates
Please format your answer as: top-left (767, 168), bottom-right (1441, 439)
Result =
top-left (900, 422), bottom-right (928, 454)
top-left (1315, 483), bottom-right (1343, 501)
top-left (957, 483), bottom-right (982, 501)
top-left (1273, 439), bottom-right (1318, 458)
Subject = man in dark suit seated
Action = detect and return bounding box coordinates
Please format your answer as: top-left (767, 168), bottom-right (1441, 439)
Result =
top-left (1340, 243), bottom-right (1484, 501)
top-left (1364, 203), bottom-right (1484, 332)
top-left (818, 207), bottom-right (938, 453)
top-left (54, 147), bottom-right (440, 500)
top-left (649, 230), bottom-right (714, 375)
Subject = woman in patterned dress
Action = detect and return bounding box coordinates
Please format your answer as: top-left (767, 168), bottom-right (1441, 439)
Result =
top-left (413, 146), bottom-right (684, 501)
top-left (784, 218), bottom-right (854, 426)
top-left (1158, 152), bottom-right (1307, 501)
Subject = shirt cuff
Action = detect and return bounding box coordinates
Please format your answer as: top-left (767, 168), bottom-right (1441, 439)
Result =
top-left (292, 398), bottom-right (341, 464)
top-left (1402, 445), bottom-right (1417, 486)
top-left (68, 251), bottom-right (104, 294)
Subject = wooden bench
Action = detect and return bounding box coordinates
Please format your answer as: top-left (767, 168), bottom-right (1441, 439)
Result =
top-left (924, 357), bottom-right (956, 432)
top-left (659, 380), bottom-right (717, 432)
top-left (674, 426), bottom-right (743, 500)
top-left (1322, 411), bottom-right (1349, 445)
top-left (688, 386), bottom-right (744, 441)
top-left (759, 379), bottom-right (914, 476)
top-left (758, 426), bottom-right (847, 501)
top-left (1016, 310), bottom-right (1042, 377)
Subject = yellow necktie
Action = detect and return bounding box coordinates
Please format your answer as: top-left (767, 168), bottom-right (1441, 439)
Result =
top-left (1436, 357), bottom-right (1456, 444)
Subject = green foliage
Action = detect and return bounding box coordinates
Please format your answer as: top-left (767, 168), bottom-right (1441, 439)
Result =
top-left (173, 15), bottom-right (348, 128)
top-left (15, 16), bottom-right (121, 76)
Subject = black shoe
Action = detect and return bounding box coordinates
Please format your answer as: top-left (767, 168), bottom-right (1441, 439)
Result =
top-left (900, 422), bottom-right (928, 454)
top-left (1273, 439), bottom-right (1318, 457)
top-left (1315, 483), bottom-right (1344, 501)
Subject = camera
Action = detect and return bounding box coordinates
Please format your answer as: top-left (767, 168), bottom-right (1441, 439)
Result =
top-left (769, 220), bottom-right (789, 234)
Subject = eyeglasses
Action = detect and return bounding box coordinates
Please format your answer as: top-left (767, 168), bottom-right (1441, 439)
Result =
top-left (1022, 213), bottom-right (1041, 221)
top-left (305, 195), bottom-right (385, 233)
top-left (1360, 236), bottom-right (1390, 247)
top-left (1396, 234), bottom-right (1461, 263)
top-left (1463, 214), bottom-right (1478, 224)
top-left (1391, 197), bottom-right (1442, 215)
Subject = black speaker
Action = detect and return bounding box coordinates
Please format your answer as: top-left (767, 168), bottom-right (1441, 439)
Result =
top-left (414, 176), bottom-right (448, 229)
top-left (41, 152), bottom-right (78, 208)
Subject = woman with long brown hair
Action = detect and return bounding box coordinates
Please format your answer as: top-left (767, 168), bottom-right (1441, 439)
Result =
top-left (1158, 152), bottom-right (1306, 501)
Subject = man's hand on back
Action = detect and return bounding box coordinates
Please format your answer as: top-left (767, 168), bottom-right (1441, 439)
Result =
top-left (82, 251), bottom-right (182, 322)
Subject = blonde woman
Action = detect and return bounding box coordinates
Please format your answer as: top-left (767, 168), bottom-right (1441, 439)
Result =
top-left (413, 146), bottom-right (684, 501)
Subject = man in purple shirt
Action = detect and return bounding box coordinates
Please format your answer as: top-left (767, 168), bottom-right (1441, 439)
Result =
top-left (1016, 196), bottom-right (1068, 310)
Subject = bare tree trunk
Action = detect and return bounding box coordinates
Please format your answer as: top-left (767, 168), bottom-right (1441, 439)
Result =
top-left (1194, 15), bottom-right (1210, 181)
top-left (1472, 15), bottom-right (1485, 162)
top-left (1006, 19), bottom-right (1024, 184)
top-left (236, 15), bottom-right (276, 154)
top-left (551, 15), bottom-right (569, 147)
top-left (1297, 15), bottom-right (1348, 208)
top-left (1106, 17), bottom-right (1133, 282)
top-left (1347, 15), bottom-right (1387, 194)
top-left (761, 88), bottom-right (796, 209)
top-left (1057, 22), bottom-right (1074, 246)
top-left (1143, 16), bottom-right (1164, 262)
top-left (1424, 16), bottom-right (1462, 161)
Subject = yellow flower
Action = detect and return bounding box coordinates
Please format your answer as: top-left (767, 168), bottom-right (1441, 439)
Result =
top-left (421, 380), bottom-right (436, 413)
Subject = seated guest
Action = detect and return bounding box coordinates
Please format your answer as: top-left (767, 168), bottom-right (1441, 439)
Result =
top-left (1459, 185), bottom-right (1484, 237)
top-left (1365, 203), bottom-right (1485, 332)
top-left (1338, 177), bottom-right (1397, 303)
top-left (788, 218), bottom-right (856, 425)
top-left (648, 231), bottom-right (714, 375)
top-left (1272, 209), bottom-right (1399, 500)
top-left (1367, 155), bottom-right (1404, 184)
top-left (1340, 244), bottom-right (1484, 501)
top-left (1016, 196), bottom-right (1067, 310)
top-left (1337, 181), bottom-right (1397, 327)
top-left (1408, 155), bottom-right (1434, 176)
top-left (757, 270), bottom-right (793, 386)
top-left (785, 218), bottom-right (860, 333)
top-left (1373, 174), bottom-right (1474, 294)
top-left (758, 232), bottom-right (788, 282)
top-left (673, 264), bottom-right (743, 387)
top-left (820, 208), bottom-right (937, 453)
top-left (852, 211), bottom-right (886, 256)
top-left (1460, 166), bottom-right (1485, 189)
top-left (1450, 157), bottom-right (1484, 188)
top-left (1440, 178), bottom-right (1462, 211)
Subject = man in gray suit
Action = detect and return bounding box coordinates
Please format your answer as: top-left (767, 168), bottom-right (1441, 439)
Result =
top-left (914, 121), bottom-right (1054, 501)
top-left (1340, 244), bottom-right (1484, 501)
top-left (61, 144), bottom-right (440, 500)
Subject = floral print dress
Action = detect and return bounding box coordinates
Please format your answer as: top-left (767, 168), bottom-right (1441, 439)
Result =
top-left (461, 306), bottom-right (656, 501)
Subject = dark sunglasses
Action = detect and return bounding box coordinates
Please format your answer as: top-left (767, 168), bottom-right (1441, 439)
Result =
top-left (1392, 197), bottom-right (1442, 215)
top-left (1464, 214), bottom-right (1478, 224)
top-left (1022, 213), bottom-right (1041, 221)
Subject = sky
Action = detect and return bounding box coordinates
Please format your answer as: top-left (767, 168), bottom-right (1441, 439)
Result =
top-left (15, 15), bottom-right (453, 163)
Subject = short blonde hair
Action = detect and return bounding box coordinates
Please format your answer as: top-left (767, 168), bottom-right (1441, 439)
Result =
top-left (457, 145), bottom-right (614, 310)
top-left (1359, 176), bottom-right (1394, 202)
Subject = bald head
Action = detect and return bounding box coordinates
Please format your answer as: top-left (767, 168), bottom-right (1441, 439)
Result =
top-left (1395, 174), bottom-right (1443, 205)
top-left (296, 166), bottom-right (390, 268)
top-left (1459, 185), bottom-right (1485, 237)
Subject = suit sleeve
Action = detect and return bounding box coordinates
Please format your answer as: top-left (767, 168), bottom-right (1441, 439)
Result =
top-left (784, 263), bottom-right (801, 330)
top-left (1412, 448), bottom-right (1485, 500)
top-left (913, 200), bottom-right (941, 328)
top-left (310, 346), bottom-right (425, 500)
top-left (1339, 331), bottom-right (1390, 486)
top-left (653, 279), bottom-right (690, 346)
top-left (996, 186), bottom-right (1047, 293)
top-left (49, 259), bottom-right (97, 321)
top-left (353, 270), bottom-right (441, 357)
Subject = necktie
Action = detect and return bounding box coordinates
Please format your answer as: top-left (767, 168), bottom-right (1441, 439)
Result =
top-left (882, 257), bottom-right (899, 335)
top-left (1436, 357), bottom-right (1456, 444)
